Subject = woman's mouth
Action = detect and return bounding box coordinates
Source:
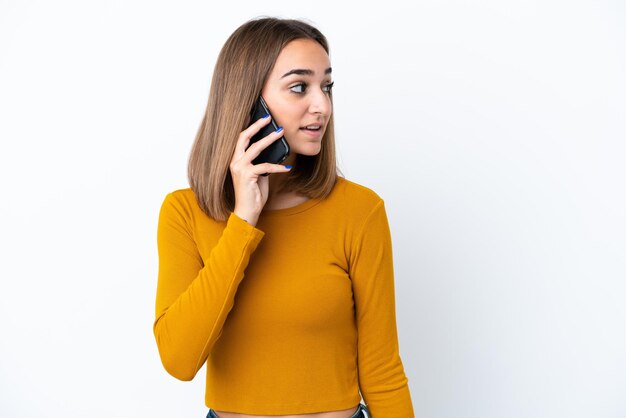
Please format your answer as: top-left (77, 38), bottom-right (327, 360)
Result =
top-left (300, 124), bottom-right (323, 137)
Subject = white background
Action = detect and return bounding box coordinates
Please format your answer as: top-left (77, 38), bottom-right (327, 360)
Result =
top-left (1, 0), bottom-right (625, 417)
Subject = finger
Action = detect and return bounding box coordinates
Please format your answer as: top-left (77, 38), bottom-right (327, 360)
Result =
top-left (250, 162), bottom-right (292, 177)
top-left (241, 127), bottom-right (285, 164)
top-left (233, 115), bottom-right (272, 158)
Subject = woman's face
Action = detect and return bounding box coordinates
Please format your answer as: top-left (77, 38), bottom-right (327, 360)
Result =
top-left (260, 38), bottom-right (333, 161)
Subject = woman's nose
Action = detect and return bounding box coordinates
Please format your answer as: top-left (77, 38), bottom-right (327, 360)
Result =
top-left (308, 88), bottom-right (332, 116)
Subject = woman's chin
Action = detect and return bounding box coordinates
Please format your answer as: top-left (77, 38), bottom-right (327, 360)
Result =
top-left (291, 145), bottom-right (321, 156)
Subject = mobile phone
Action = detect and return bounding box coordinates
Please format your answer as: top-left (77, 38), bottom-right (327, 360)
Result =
top-left (247, 96), bottom-right (290, 169)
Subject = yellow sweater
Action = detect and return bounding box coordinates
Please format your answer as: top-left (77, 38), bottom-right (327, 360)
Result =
top-left (153, 176), bottom-right (414, 417)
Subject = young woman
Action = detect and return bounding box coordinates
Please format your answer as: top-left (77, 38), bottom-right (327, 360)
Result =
top-left (153, 17), bottom-right (414, 418)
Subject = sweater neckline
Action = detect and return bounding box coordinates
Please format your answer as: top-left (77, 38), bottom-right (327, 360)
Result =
top-left (260, 196), bottom-right (322, 217)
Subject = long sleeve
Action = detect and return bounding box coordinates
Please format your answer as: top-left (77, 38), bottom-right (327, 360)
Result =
top-left (349, 199), bottom-right (414, 417)
top-left (153, 192), bottom-right (265, 381)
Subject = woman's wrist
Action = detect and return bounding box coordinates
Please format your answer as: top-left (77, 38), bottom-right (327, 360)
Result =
top-left (233, 209), bottom-right (258, 227)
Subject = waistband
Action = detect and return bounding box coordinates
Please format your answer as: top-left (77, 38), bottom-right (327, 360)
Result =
top-left (207, 403), bottom-right (370, 418)
top-left (350, 403), bottom-right (370, 418)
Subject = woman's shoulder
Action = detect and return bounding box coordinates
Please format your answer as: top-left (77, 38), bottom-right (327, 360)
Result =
top-left (159, 187), bottom-right (202, 220)
top-left (328, 176), bottom-right (386, 223)
top-left (333, 176), bottom-right (384, 207)
top-left (161, 187), bottom-right (195, 205)
top-left (164, 186), bottom-right (195, 200)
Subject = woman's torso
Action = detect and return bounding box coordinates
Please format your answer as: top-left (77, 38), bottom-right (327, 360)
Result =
top-left (213, 405), bottom-right (359, 418)
top-left (215, 195), bottom-right (359, 418)
top-left (211, 185), bottom-right (361, 418)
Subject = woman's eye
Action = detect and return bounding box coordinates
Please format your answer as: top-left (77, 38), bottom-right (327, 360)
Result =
top-left (289, 82), bottom-right (334, 94)
top-left (290, 83), bottom-right (306, 94)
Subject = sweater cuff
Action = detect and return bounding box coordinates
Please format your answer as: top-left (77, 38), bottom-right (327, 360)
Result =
top-left (227, 212), bottom-right (265, 246)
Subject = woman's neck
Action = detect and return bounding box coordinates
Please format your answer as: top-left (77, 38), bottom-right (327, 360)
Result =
top-left (267, 153), bottom-right (297, 196)
top-left (266, 157), bottom-right (308, 210)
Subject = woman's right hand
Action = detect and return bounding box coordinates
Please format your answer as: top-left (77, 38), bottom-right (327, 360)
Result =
top-left (230, 115), bottom-right (292, 227)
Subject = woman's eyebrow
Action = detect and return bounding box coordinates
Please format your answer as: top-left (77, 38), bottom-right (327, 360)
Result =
top-left (280, 67), bottom-right (332, 79)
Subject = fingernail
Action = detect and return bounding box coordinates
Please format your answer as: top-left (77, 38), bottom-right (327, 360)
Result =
top-left (284, 165), bottom-right (292, 169)
top-left (263, 113), bottom-right (270, 118)
top-left (275, 127), bottom-right (283, 133)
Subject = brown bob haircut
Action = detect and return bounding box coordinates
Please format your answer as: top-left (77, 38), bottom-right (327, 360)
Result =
top-left (187, 16), bottom-right (341, 222)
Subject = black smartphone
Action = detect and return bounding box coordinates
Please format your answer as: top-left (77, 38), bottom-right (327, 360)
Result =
top-left (247, 96), bottom-right (290, 168)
